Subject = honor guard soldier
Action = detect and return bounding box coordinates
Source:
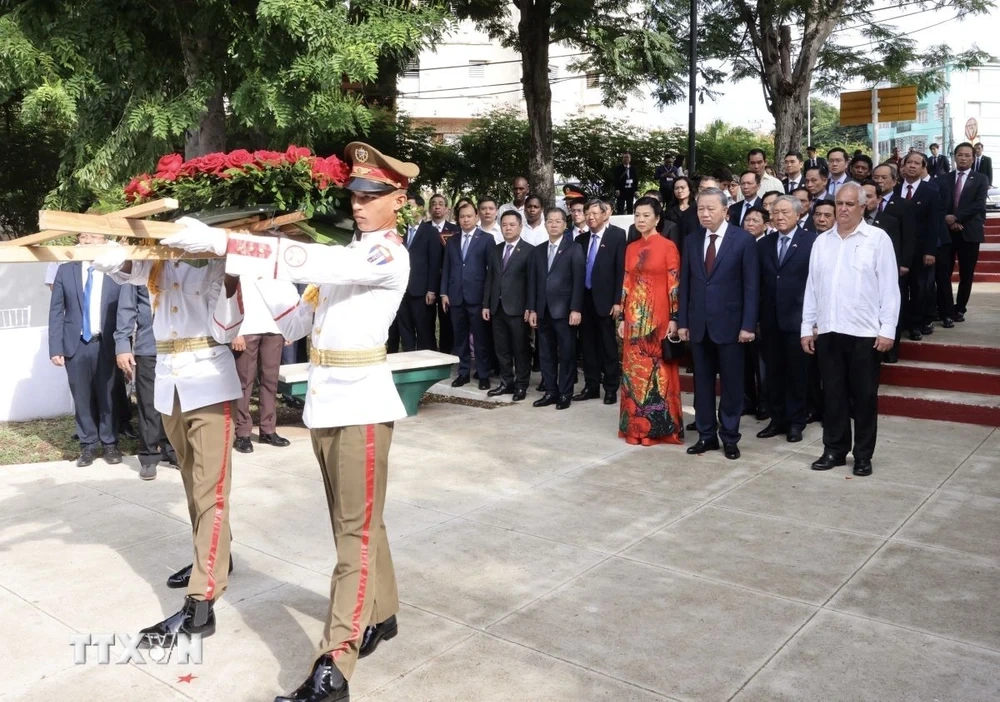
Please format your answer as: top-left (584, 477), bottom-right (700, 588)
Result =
top-left (92, 218), bottom-right (245, 641)
top-left (250, 143), bottom-right (414, 702)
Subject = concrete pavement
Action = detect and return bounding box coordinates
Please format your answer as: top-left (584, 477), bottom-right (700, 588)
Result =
top-left (1, 395), bottom-right (999, 701)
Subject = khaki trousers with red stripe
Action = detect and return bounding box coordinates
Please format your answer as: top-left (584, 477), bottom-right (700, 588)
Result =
top-left (162, 392), bottom-right (235, 603)
top-left (311, 422), bottom-right (399, 681)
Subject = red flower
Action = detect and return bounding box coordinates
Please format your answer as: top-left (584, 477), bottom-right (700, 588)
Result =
top-left (254, 150), bottom-right (285, 166)
top-left (154, 153), bottom-right (183, 181)
top-left (124, 174), bottom-right (154, 202)
top-left (311, 155), bottom-right (350, 189)
top-left (198, 152), bottom-right (228, 174)
top-left (225, 149), bottom-right (256, 170)
top-left (285, 145), bottom-right (312, 163)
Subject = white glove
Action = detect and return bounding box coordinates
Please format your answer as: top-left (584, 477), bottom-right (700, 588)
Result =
top-left (161, 216), bottom-right (229, 256)
top-left (89, 247), bottom-right (128, 273)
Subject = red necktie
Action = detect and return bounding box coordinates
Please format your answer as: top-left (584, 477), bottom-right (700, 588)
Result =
top-left (905, 184), bottom-right (913, 200)
top-left (705, 234), bottom-right (718, 275)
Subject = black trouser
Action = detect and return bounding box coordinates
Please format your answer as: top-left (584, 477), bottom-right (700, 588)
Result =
top-left (451, 302), bottom-right (489, 380)
top-left (493, 309), bottom-right (531, 390)
top-left (579, 291), bottom-right (620, 393)
top-left (437, 297), bottom-right (453, 356)
top-left (65, 337), bottom-right (116, 449)
top-left (902, 257), bottom-right (925, 331)
top-left (893, 274), bottom-right (908, 349)
top-left (616, 189), bottom-right (636, 215)
top-left (950, 236), bottom-right (980, 314)
top-left (135, 354), bottom-right (169, 466)
top-left (742, 340), bottom-right (762, 414)
top-left (691, 337), bottom-right (744, 445)
top-left (934, 242), bottom-right (955, 319)
top-left (113, 366), bottom-right (131, 432)
top-left (815, 332), bottom-right (881, 460)
top-left (537, 312), bottom-right (576, 397)
top-left (396, 294), bottom-right (437, 352)
top-left (760, 329), bottom-right (809, 431)
top-left (807, 352), bottom-right (824, 418)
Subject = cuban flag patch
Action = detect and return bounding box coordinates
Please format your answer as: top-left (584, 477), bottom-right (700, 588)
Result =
top-left (367, 244), bottom-right (394, 266)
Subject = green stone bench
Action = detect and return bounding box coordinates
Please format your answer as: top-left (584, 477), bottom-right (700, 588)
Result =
top-left (277, 350), bottom-right (460, 417)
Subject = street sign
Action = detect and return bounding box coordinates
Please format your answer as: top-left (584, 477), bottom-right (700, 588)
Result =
top-left (839, 85), bottom-right (918, 126)
top-left (966, 117), bottom-right (979, 141)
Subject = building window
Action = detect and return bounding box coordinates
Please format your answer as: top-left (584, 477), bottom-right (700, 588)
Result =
top-left (935, 102), bottom-right (944, 119)
top-left (916, 108), bottom-right (928, 123)
top-left (404, 58), bottom-right (420, 78)
top-left (468, 60), bottom-right (487, 79)
top-left (586, 72), bottom-right (600, 89)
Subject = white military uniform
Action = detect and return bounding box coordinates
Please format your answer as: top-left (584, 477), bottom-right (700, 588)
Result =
top-left (255, 229), bottom-right (409, 428)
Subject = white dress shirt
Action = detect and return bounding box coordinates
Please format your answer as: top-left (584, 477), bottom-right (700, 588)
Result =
top-left (801, 221), bottom-right (901, 340)
top-left (571, 226), bottom-right (589, 240)
top-left (704, 221), bottom-right (728, 258)
top-left (760, 173), bottom-right (784, 194)
top-left (45, 262), bottom-right (63, 285)
top-left (81, 264), bottom-right (105, 334)
top-left (498, 203), bottom-right (525, 219)
top-left (479, 220), bottom-right (503, 244)
top-left (521, 220), bottom-right (548, 246)
top-left (827, 174), bottom-right (849, 195)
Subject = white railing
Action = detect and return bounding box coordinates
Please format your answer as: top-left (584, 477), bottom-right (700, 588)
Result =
top-left (0, 307), bottom-right (31, 329)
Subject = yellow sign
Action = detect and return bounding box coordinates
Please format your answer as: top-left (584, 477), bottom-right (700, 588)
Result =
top-left (839, 85), bottom-right (918, 126)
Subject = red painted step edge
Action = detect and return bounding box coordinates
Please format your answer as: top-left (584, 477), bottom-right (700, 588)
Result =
top-left (880, 364), bottom-right (1000, 395)
top-left (898, 342), bottom-right (1000, 368)
top-left (951, 272), bottom-right (1000, 283)
top-left (879, 393), bottom-right (1000, 426)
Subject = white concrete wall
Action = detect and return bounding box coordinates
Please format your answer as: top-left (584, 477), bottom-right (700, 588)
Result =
top-left (949, 64), bottom-right (1000, 149)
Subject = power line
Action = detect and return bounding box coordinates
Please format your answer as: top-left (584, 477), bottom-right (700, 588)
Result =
top-left (840, 11), bottom-right (968, 50)
top-left (408, 52), bottom-right (588, 73)
top-left (398, 74), bottom-right (589, 100)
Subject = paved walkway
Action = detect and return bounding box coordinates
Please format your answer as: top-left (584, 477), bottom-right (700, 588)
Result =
top-left (2, 396), bottom-right (999, 701)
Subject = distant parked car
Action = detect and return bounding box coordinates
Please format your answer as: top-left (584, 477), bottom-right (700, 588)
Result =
top-left (987, 186), bottom-right (999, 211)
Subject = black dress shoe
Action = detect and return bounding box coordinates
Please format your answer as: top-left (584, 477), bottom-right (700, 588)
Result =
top-left (572, 387), bottom-right (600, 402)
top-left (451, 376), bottom-right (470, 387)
top-left (478, 379), bottom-right (491, 390)
top-left (234, 436), bottom-right (254, 454)
top-left (358, 614), bottom-right (397, 659)
top-left (167, 557), bottom-right (234, 589)
top-left (603, 391), bottom-right (617, 405)
top-left (77, 449), bottom-right (95, 467)
top-left (805, 411), bottom-right (823, 425)
top-left (686, 438), bottom-right (720, 455)
top-left (755, 410), bottom-right (770, 421)
top-left (787, 429), bottom-right (803, 443)
top-left (103, 443), bottom-right (123, 465)
top-left (275, 654), bottom-right (349, 702)
top-left (811, 453), bottom-right (846, 471)
top-left (260, 432), bottom-right (291, 447)
top-left (120, 423), bottom-right (139, 440)
top-left (883, 352), bottom-right (898, 364)
top-left (536, 382), bottom-right (545, 392)
top-left (908, 329), bottom-right (922, 341)
top-left (853, 458), bottom-right (873, 476)
top-left (724, 443), bottom-right (740, 460)
top-left (921, 324), bottom-right (934, 335)
top-left (487, 383), bottom-right (513, 397)
top-left (556, 395), bottom-right (572, 410)
top-left (756, 422), bottom-right (786, 439)
top-left (533, 394), bottom-right (557, 408)
top-left (954, 312), bottom-right (965, 322)
top-left (685, 420), bottom-right (697, 431)
top-left (511, 388), bottom-right (527, 401)
top-left (472, 371), bottom-right (480, 380)
top-left (161, 447), bottom-right (180, 468)
top-left (139, 596), bottom-right (215, 645)
top-left (942, 317), bottom-right (955, 328)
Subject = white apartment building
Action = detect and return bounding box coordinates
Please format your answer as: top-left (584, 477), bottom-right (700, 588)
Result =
top-left (396, 18), bottom-right (658, 137)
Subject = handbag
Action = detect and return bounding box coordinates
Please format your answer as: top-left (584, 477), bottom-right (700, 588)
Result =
top-left (661, 331), bottom-right (688, 361)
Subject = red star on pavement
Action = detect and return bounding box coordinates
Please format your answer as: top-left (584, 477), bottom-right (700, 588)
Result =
top-left (177, 674), bottom-right (197, 684)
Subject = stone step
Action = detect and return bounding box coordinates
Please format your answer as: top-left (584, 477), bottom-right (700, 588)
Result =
top-left (898, 340), bottom-right (1000, 368)
top-left (880, 359), bottom-right (1000, 396)
top-left (877, 385), bottom-right (1000, 426)
top-left (951, 271), bottom-right (1000, 283)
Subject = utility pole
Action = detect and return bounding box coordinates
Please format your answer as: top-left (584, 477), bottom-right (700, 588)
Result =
top-left (687, 0), bottom-right (697, 174)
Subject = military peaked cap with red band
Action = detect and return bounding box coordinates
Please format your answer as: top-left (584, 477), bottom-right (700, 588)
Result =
top-left (344, 141), bottom-right (420, 194)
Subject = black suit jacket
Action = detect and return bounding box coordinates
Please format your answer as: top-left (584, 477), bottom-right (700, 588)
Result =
top-left (48, 262), bottom-right (122, 358)
top-left (441, 227), bottom-right (493, 306)
top-left (483, 239), bottom-right (533, 317)
top-left (894, 180), bottom-right (945, 256)
top-left (974, 155), bottom-right (993, 186)
top-left (928, 154), bottom-right (951, 179)
top-left (404, 221), bottom-right (445, 297)
top-left (758, 227), bottom-right (817, 334)
top-left (805, 157), bottom-right (827, 171)
top-left (945, 170), bottom-right (990, 243)
top-left (613, 164), bottom-right (638, 192)
top-left (528, 237), bottom-right (585, 320)
top-left (781, 176), bottom-right (804, 194)
top-left (873, 194), bottom-right (916, 266)
top-left (576, 226), bottom-right (626, 315)
top-left (728, 198), bottom-right (759, 227)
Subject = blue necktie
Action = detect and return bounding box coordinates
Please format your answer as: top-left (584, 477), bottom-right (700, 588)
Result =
top-left (585, 234), bottom-right (599, 289)
top-left (82, 266), bottom-right (94, 342)
top-left (778, 236), bottom-right (789, 265)
top-left (461, 233), bottom-right (471, 261)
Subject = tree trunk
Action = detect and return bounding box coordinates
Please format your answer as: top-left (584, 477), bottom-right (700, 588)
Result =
top-left (518, 0), bottom-right (554, 207)
top-left (771, 85), bottom-right (808, 168)
top-left (179, 27), bottom-right (226, 158)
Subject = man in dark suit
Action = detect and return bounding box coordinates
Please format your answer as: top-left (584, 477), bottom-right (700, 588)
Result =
top-left (575, 201), bottom-right (627, 404)
top-left (441, 200), bottom-right (494, 389)
top-left (974, 143), bottom-right (993, 186)
top-left (944, 142), bottom-right (991, 321)
top-left (805, 145), bottom-right (827, 171)
top-left (928, 143), bottom-right (951, 179)
top-left (395, 194), bottom-right (444, 351)
top-left (424, 193), bottom-right (460, 354)
top-left (782, 151), bottom-right (805, 193)
top-left (729, 171), bottom-right (761, 227)
top-left (612, 152), bottom-right (638, 215)
top-left (679, 187), bottom-right (760, 460)
top-left (483, 211), bottom-right (533, 401)
top-left (528, 207), bottom-right (585, 410)
top-left (756, 195), bottom-right (817, 442)
top-left (48, 234), bottom-right (123, 467)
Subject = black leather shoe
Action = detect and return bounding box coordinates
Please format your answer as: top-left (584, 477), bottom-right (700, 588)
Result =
top-left (478, 379), bottom-right (491, 390)
top-left (954, 312), bottom-right (965, 323)
top-left (77, 449), bottom-right (95, 467)
top-left (512, 388), bottom-right (526, 401)
top-left (472, 371), bottom-right (480, 380)
top-left (162, 447), bottom-right (180, 468)
top-left (908, 329), bottom-right (922, 341)
top-left (358, 614), bottom-right (397, 659)
top-left (756, 422), bottom-right (786, 439)
top-left (805, 411), bottom-right (823, 425)
top-left (883, 352), bottom-right (898, 364)
top-left (533, 394), bottom-right (557, 408)
top-left (487, 383), bottom-right (513, 397)
top-left (942, 317), bottom-right (955, 328)
top-left (572, 387), bottom-right (600, 402)
top-left (921, 324), bottom-right (934, 335)
top-left (755, 410), bottom-right (770, 421)
top-left (120, 423), bottom-right (138, 440)
top-left (853, 458), bottom-right (873, 476)
top-left (686, 438), bottom-right (720, 455)
top-left (603, 391), bottom-right (617, 405)
top-left (234, 436), bottom-right (254, 453)
top-left (260, 432), bottom-right (291, 447)
top-left (536, 382), bottom-right (546, 392)
top-left (811, 453), bottom-right (846, 471)
top-left (724, 443), bottom-right (740, 460)
top-left (451, 376), bottom-right (469, 387)
top-left (139, 596), bottom-right (215, 645)
top-left (556, 395), bottom-right (572, 410)
top-left (685, 421), bottom-right (697, 431)
top-left (167, 557), bottom-right (234, 589)
top-left (275, 654), bottom-right (349, 702)
top-left (103, 443), bottom-right (122, 465)
top-left (787, 429), bottom-right (803, 443)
